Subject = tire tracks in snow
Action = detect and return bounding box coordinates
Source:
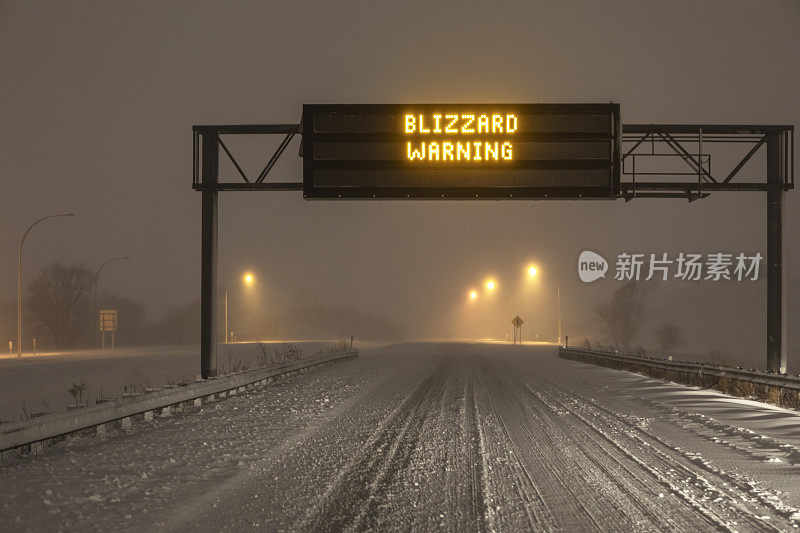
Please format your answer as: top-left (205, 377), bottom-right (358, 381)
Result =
top-left (298, 358), bottom-right (451, 531)
top-left (514, 365), bottom-right (796, 532)
top-left (463, 365), bottom-right (489, 530)
top-left (556, 385), bottom-right (800, 527)
top-left (479, 360), bottom-right (619, 531)
top-left (298, 357), bottom-right (493, 532)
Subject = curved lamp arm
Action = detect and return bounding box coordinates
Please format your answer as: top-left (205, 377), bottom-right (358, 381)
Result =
top-left (17, 213), bottom-right (76, 356)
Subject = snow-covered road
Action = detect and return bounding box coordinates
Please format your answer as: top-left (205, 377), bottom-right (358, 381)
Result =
top-left (2, 342), bottom-right (800, 531)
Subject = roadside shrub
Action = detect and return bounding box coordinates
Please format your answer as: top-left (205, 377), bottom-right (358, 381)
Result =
top-left (321, 339), bottom-right (350, 354)
top-left (281, 343), bottom-right (303, 362)
top-left (68, 382), bottom-right (90, 406)
top-left (256, 343), bottom-right (270, 367)
top-left (255, 342), bottom-right (304, 366)
top-left (732, 380), bottom-right (756, 398)
top-left (709, 349), bottom-right (732, 368)
top-left (219, 348), bottom-right (251, 375)
top-left (764, 386), bottom-right (784, 406)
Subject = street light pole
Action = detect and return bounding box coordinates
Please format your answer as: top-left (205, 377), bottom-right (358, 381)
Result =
top-left (94, 257), bottom-right (130, 349)
top-left (226, 273), bottom-right (254, 344)
top-left (17, 213), bottom-right (75, 357)
top-left (551, 274), bottom-right (562, 346)
top-left (530, 267), bottom-right (562, 346)
top-left (225, 289), bottom-right (228, 343)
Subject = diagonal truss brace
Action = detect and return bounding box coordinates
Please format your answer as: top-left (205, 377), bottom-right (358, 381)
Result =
top-left (621, 124), bottom-right (793, 201)
top-left (216, 131), bottom-right (297, 184)
top-left (192, 124), bottom-right (302, 191)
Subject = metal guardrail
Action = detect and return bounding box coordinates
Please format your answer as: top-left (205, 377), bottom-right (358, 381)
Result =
top-left (559, 347), bottom-right (800, 392)
top-left (0, 349), bottom-right (358, 454)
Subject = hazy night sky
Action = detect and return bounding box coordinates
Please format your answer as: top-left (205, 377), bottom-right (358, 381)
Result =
top-left (1, 1), bottom-right (798, 365)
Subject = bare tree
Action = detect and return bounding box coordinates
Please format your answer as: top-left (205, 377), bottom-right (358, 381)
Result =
top-left (26, 263), bottom-right (93, 349)
top-left (595, 281), bottom-right (646, 349)
top-left (654, 323), bottom-right (683, 352)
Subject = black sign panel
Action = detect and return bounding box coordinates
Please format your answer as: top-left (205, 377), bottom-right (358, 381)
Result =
top-left (302, 104), bottom-right (620, 199)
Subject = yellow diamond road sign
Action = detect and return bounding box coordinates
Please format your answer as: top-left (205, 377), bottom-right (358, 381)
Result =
top-left (511, 316), bottom-right (524, 328)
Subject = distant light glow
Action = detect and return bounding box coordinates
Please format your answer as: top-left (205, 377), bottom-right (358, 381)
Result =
top-left (469, 291), bottom-right (478, 300)
top-left (529, 266), bottom-right (537, 277)
top-left (243, 273), bottom-right (254, 284)
top-left (486, 280), bottom-right (496, 291)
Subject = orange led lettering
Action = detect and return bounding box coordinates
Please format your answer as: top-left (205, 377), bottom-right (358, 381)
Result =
top-left (445, 114), bottom-right (459, 133)
top-left (461, 114), bottom-right (475, 133)
top-left (428, 142), bottom-right (440, 160)
top-left (419, 115), bottom-right (430, 133)
top-left (492, 114), bottom-right (503, 133)
top-left (404, 112), bottom-right (518, 162)
top-left (405, 114), bottom-right (415, 133)
top-left (477, 115), bottom-right (489, 133)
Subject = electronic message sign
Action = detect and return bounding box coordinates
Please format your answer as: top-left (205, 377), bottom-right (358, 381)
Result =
top-left (302, 104), bottom-right (620, 199)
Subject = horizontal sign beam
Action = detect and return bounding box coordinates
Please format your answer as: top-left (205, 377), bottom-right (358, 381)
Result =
top-left (624, 124), bottom-right (793, 135)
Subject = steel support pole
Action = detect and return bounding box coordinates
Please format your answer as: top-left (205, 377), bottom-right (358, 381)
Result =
top-left (555, 281), bottom-right (562, 347)
top-left (200, 131), bottom-right (219, 379)
top-left (538, 269), bottom-right (562, 347)
top-left (766, 133), bottom-right (787, 374)
top-left (224, 290), bottom-right (228, 344)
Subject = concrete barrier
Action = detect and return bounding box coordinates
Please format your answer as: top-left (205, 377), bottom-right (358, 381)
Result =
top-left (0, 349), bottom-right (358, 454)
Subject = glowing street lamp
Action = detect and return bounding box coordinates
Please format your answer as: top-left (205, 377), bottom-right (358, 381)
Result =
top-left (469, 290), bottom-right (478, 300)
top-left (528, 265), bottom-right (562, 345)
top-left (226, 272), bottom-right (255, 343)
top-left (486, 280), bottom-right (496, 291)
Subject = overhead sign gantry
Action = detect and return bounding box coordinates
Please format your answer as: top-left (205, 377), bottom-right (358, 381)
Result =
top-left (193, 103), bottom-right (793, 378)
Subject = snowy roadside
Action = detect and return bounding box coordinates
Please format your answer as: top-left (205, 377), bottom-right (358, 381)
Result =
top-left (0, 341), bottom-right (336, 423)
top-left (519, 350), bottom-right (800, 513)
top-left (0, 351), bottom-right (376, 532)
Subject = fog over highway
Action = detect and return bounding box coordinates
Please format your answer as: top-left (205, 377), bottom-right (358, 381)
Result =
top-left (2, 2), bottom-right (799, 531)
top-left (3, 343), bottom-right (800, 531)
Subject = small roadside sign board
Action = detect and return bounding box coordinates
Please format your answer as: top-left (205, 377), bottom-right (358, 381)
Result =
top-left (511, 316), bottom-right (524, 328)
top-left (99, 309), bottom-right (118, 332)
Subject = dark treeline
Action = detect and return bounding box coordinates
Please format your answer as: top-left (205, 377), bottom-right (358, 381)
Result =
top-left (0, 263), bottom-right (200, 351)
top-left (287, 288), bottom-right (401, 341)
top-left (1, 263), bottom-right (400, 352)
